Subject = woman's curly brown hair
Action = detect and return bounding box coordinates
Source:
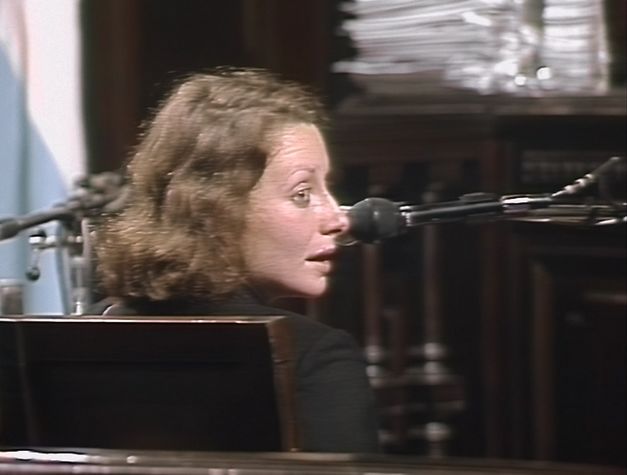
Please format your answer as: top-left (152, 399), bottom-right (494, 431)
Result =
top-left (96, 68), bottom-right (326, 302)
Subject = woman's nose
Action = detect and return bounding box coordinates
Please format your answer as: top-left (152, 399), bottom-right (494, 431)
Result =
top-left (320, 195), bottom-right (350, 236)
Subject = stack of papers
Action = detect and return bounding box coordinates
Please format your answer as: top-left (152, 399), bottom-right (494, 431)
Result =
top-left (539, 0), bottom-right (609, 94)
top-left (333, 0), bottom-right (608, 96)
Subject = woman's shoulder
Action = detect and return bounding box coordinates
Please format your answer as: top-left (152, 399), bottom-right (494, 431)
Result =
top-left (218, 300), bottom-right (361, 361)
top-left (87, 296), bottom-right (359, 357)
top-left (268, 308), bottom-right (366, 367)
top-left (252, 303), bottom-right (351, 340)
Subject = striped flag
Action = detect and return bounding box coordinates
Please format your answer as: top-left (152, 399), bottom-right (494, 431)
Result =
top-left (0, 0), bottom-right (86, 314)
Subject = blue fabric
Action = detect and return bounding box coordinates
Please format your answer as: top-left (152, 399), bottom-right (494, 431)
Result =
top-left (0, 42), bottom-right (69, 314)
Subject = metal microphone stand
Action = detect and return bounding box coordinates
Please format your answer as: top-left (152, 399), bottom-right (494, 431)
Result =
top-left (396, 156), bottom-right (626, 229)
top-left (0, 172), bottom-right (125, 315)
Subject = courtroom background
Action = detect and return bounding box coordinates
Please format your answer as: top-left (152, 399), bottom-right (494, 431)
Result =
top-left (80, 0), bottom-right (626, 468)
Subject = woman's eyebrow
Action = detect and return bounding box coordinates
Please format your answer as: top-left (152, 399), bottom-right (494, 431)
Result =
top-left (286, 166), bottom-right (315, 179)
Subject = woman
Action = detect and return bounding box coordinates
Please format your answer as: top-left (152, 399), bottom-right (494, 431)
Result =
top-left (95, 68), bottom-right (380, 453)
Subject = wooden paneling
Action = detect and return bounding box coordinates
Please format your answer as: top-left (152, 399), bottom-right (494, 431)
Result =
top-left (327, 100), bottom-right (626, 465)
top-left (508, 225), bottom-right (626, 466)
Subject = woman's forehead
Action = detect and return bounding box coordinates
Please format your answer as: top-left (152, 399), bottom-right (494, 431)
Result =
top-left (266, 124), bottom-right (329, 172)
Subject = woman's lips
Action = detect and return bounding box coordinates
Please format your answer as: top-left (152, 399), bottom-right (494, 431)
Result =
top-left (306, 259), bottom-right (333, 274)
top-left (306, 247), bottom-right (337, 262)
top-left (306, 247), bottom-right (337, 273)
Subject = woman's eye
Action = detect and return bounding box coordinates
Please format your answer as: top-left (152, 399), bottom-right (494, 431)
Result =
top-left (292, 188), bottom-right (311, 207)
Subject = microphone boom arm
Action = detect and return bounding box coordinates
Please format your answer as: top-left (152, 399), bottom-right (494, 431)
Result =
top-left (0, 172), bottom-right (125, 242)
top-left (344, 156), bottom-right (626, 243)
top-left (400, 194), bottom-right (556, 227)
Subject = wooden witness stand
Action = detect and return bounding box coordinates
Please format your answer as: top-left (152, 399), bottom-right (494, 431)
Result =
top-left (0, 448), bottom-right (624, 474)
top-left (0, 315), bottom-right (300, 452)
top-left (0, 316), bottom-right (623, 474)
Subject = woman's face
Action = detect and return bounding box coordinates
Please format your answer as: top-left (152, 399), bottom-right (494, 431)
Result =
top-left (242, 124), bottom-right (349, 301)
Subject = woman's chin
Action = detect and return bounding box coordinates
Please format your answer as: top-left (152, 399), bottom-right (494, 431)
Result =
top-left (266, 279), bottom-right (328, 302)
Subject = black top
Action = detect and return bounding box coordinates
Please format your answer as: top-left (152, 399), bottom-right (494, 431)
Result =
top-left (93, 291), bottom-right (380, 454)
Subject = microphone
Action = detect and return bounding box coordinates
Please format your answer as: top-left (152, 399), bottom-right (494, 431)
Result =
top-left (341, 197), bottom-right (406, 244)
top-left (342, 194), bottom-right (555, 244)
